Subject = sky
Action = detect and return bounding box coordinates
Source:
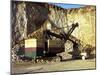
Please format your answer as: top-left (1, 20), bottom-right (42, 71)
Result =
top-left (50, 3), bottom-right (85, 9)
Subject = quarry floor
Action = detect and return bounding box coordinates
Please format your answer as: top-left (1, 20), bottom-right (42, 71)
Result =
top-left (11, 58), bottom-right (96, 74)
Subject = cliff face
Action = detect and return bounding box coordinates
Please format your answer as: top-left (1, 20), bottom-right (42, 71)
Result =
top-left (26, 2), bottom-right (49, 34)
top-left (11, 2), bottom-right (27, 45)
top-left (45, 6), bottom-right (96, 55)
top-left (48, 6), bottom-right (96, 47)
top-left (11, 1), bottom-right (49, 45)
top-left (67, 6), bottom-right (96, 47)
top-left (48, 6), bottom-right (68, 32)
top-left (11, 1), bottom-right (96, 50)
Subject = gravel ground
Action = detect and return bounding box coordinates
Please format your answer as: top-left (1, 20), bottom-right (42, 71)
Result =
top-left (11, 59), bottom-right (96, 74)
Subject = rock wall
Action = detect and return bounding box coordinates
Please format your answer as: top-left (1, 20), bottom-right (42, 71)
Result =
top-left (11, 1), bottom-right (49, 45)
top-left (12, 1), bottom-right (96, 47)
top-left (11, 2), bottom-right (27, 45)
top-left (48, 5), bottom-right (69, 33)
top-left (26, 2), bottom-right (49, 34)
top-left (48, 5), bottom-right (96, 47)
top-left (47, 5), bottom-right (96, 54)
top-left (67, 6), bottom-right (96, 47)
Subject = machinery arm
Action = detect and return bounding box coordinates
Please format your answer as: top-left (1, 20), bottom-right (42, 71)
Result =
top-left (66, 23), bottom-right (79, 39)
top-left (44, 23), bottom-right (79, 40)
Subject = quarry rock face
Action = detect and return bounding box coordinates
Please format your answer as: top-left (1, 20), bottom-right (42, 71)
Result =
top-left (12, 2), bottom-right (49, 45)
top-left (26, 2), bottom-right (49, 35)
top-left (67, 6), bottom-right (96, 47)
top-left (11, 2), bottom-right (27, 46)
top-left (47, 5), bottom-right (96, 57)
top-left (48, 5), bottom-right (96, 47)
top-left (48, 6), bottom-right (69, 32)
top-left (12, 2), bottom-right (96, 46)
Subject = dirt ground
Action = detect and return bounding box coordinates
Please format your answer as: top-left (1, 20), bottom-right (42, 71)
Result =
top-left (11, 58), bottom-right (96, 74)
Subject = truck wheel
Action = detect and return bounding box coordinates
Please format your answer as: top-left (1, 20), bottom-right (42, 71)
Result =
top-left (55, 56), bottom-right (61, 62)
top-left (82, 55), bottom-right (86, 60)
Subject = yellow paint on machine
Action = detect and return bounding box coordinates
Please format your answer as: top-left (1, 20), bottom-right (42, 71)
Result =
top-left (25, 38), bottom-right (37, 48)
top-left (25, 38), bottom-right (44, 48)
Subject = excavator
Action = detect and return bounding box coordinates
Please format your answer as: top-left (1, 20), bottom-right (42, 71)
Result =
top-left (24, 21), bottom-right (81, 62)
